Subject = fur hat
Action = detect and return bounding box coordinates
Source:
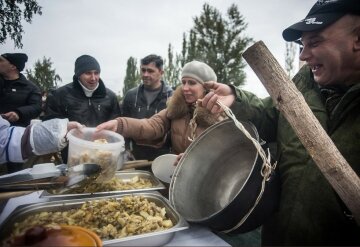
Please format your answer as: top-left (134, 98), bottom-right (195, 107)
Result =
top-left (74, 55), bottom-right (101, 77)
top-left (1, 53), bottom-right (28, 71)
top-left (181, 61), bottom-right (217, 84)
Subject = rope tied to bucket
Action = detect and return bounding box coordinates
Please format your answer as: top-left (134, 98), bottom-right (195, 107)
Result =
top-left (214, 100), bottom-right (277, 233)
top-left (188, 106), bottom-right (198, 142)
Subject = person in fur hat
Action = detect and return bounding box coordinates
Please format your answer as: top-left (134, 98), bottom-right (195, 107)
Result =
top-left (97, 60), bottom-right (225, 155)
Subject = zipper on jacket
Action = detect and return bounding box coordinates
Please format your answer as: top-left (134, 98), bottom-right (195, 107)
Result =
top-left (88, 99), bottom-right (91, 106)
top-left (98, 105), bottom-right (101, 111)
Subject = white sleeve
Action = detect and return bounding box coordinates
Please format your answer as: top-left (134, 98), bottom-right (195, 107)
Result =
top-left (30, 118), bottom-right (69, 155)
top-left (0, 117), bottom-right (25, 164)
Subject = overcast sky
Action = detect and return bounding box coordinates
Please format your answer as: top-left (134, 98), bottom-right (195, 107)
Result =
top-left (2, 0), bottom-right (315, 98)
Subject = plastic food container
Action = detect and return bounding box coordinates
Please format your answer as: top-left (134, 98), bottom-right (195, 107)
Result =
top-left (67, 127), bottom-right (125, 182)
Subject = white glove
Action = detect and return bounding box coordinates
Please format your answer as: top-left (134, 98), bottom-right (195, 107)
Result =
top-left (30, 118), bottom-right (69, 155)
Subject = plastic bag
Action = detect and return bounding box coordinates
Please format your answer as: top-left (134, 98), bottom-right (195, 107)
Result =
top-left (30, 119), bottom-right (69, 155)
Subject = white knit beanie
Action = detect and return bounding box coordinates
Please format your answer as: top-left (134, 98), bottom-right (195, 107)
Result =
top-left (181, 61), bottom-right (217, 84)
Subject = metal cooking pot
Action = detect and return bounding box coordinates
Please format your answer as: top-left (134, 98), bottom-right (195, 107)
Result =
top-left (169, 119), bottom-right (280, 233)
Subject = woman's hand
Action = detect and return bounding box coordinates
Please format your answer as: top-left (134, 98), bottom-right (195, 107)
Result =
top-left (174, 153), bottom-right (184, 166)
top-left (200, 81), bottom-right (235, 114)
top-left (96, 119), bottom-right (118, 132)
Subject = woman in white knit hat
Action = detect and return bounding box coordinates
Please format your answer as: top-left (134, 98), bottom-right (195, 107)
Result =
top-left (97, 60), bottom-right (225, 155)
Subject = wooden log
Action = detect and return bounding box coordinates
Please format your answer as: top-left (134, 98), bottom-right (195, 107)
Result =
top-left (242, 40), bottom-right (360, 224)
top-left (122, 160), bottom-right (152, 170)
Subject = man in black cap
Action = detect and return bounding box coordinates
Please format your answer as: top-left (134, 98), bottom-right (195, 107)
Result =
top-left (43, 55), bottom-right (121, 162)
top-left (0, 53), bottom-right (42, 173)
top-left (199, 0), bottom-right (360, 245)
top-left (0, 53), bottom-right (42, 126)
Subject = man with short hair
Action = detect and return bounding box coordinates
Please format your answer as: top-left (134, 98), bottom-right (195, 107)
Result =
top-left (0, 53), bottom-right (42, 173)
top-left (44, 55), bottom-right (121, 162)
top-left (0, 53), bottom-right (42, 127)
top-left (200, 0), bottom-right (360, 245)
top-left (121, 54), bottom-right (173, 161)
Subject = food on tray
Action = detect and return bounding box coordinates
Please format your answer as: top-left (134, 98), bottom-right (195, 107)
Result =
top-left (10, 196), bottom-right (174, 240)
top-left (50, 175), bottom-right (154, 194)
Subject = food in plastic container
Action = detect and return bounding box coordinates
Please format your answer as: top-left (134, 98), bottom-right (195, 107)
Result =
top-left (67, 127), bottom-right (125, 182)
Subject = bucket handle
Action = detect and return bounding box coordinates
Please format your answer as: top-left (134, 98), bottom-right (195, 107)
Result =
top-left (216, 100), bottom-right (277, 234)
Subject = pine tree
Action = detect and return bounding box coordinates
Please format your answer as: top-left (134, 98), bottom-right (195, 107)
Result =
top-left (26, 57), bottom-right (61, 93)
top-left (163, 44), bottom-right (182, 88)
top-left (122, 57), bottom-right (140, 97)
top-left (181, 3), bottom-right (253, 86)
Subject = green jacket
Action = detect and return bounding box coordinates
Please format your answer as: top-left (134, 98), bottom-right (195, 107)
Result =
top-left (231, 65), bottom-right (360, 245)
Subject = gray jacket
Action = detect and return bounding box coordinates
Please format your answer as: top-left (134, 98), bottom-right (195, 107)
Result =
top-left (121, 81), bottom-right (173, 160)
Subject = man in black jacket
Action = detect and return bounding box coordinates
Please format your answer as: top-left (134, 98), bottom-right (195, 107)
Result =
top-left (44, 55), bottom-right (121, 162)
top-left (121, 54), bottom-right (173, 161)
top-left (0, 53), bottom-right (42, 173)
top-left (0, 53), bottom-right (42, 127)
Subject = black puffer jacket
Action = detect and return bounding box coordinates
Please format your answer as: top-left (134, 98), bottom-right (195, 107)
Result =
top-left (121, 81), bottom-right (173, 160)
top-left (44, 76), bottom-right (121, 127)
top-left (0, 74), bottom-right (42, 127)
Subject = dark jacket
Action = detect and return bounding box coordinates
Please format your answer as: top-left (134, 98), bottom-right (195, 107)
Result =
top-left (121, 81), bottom-right (173, 160)
top-left (231, 65), bottom-right (360, 246)
top-left (0, 74), bottom-right (42, 127)
top-left (44, 76), bottom-right (121, 127)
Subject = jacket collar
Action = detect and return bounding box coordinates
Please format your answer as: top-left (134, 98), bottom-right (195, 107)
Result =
top-left (138, 80), bottom-right (172, 95)
top-left (329, 82), bottom-right (360, 132)
top-left (3, 73), bottom-right (27, 85)
top-left (72, 75), bottom-right (107, 97)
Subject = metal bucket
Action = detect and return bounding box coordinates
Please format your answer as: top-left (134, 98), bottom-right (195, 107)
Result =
top-left (169, 119), bottom-right (280, 233)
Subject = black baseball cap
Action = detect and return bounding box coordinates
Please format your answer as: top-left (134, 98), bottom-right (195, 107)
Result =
top-left (283, 0), bottom-right (360, 42)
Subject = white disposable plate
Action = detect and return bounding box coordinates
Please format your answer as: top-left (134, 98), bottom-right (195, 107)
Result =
top-left (152, 154), bottom-right (177, 183)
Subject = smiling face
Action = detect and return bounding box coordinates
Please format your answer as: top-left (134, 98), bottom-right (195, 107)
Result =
top-left (78, 70), bottom-right (100, 90)
top-left (299, 15), bottom-right (360, 86)
top-left (181, 77), bottom-right (206, 104)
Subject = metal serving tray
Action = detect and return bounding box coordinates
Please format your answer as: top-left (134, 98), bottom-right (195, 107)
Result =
top-left (0, 192), bottom-right (189, 246)
top-left (40, 170), bottom-right (165, 200)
